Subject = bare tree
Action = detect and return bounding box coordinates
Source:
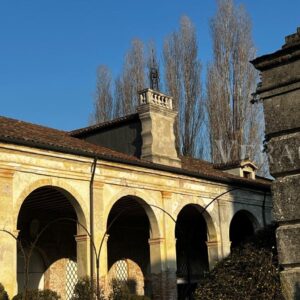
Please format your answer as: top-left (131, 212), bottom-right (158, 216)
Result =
top-left (207, 0), bottom-right (265, 169)
top-left (164, 16), bottom-right (204, 157)
top-left (91, 65), bottom-right (113, 124)
top-left (115, 39), bottom-right (146, 116)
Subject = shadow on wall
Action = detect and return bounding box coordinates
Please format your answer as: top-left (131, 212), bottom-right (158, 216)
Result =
top-left (229, 210), bottom-right (256, 250)
top-left (228, 188), bottom-right (264, 251)
top-left (108, 259), bottom-right (146, 296)
top-left (295, 282), bottom-right (300, 300)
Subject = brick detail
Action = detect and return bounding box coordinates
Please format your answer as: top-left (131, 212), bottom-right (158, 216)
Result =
top-left (44, 258), bottom-right (68, 300)
top-left (107, 259), bottom-right (145, 296)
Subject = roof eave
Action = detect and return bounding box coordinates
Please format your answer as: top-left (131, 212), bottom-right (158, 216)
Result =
top-left (0, 136), bottom-right (271, 192)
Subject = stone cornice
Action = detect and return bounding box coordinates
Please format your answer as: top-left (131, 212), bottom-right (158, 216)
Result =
top-left (251, 45), bottom-right (300, 71)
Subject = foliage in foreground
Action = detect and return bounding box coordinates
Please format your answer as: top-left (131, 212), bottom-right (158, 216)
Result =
top-left (109, 280), bottom-right (150, 300)
top-left (71, 276), bottom-right (105, 300)
top-left (12, 289), bottom-right (60, 300)
top-left (72, 277), bottom-right (150, 300)
top-left (194, 224), bottom-right (283, 300)
top-left (0, 283), bottom-right (9, 300)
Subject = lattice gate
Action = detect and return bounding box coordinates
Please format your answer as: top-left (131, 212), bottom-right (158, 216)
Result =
top-left (115, 259), bottom-right (128, 283)
top-left (66, 259), bottom-right (78, 300)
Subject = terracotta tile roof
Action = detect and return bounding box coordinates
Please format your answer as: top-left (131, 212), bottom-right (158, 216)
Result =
top-left (0, 115), bottom-right (271, 190)
top-left (213, 158), bottom-right (255, 170)
top-left (181, 156), bottom-right (271, 187)
top-left (69, 113), bottom-right (139, 137)
top-left (0, 115), bottom-right (140, 162)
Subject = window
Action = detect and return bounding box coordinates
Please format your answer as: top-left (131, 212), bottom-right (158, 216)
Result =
top-left (243, 171), bottom-right (251, 179)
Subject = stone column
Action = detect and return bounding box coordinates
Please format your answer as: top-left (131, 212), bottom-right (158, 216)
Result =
top-left (161, 191), bottom-right (177, 300)
top-left (99, 234), bottom-right (109, 277)
top-left (75, 234), bottom-right (89, 278)
top-left (92, 182), bottom-right (109, 293)
top-left (217, 200), bottom-right (231, 258)
top-left (148, 237), bottom-right (165, 300)
top-left (206, 241), bottom-right (219, 270)
top-left (0, 169), bottom-right (17, 298)
top-left (252, 28), bottom-right (300, 299)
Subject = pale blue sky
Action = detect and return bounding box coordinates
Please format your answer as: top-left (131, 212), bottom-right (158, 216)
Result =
top-left (0, 1), bottom-right (299, 130)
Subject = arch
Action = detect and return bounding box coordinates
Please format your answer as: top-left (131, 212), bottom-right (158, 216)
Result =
top-left (14, 178), bottom-right (88, 230)
top-left (105, 189), bottom-right (161, 238)
top-left (231, 209), bottom-right (260, 231)
top-left (175, 203), bottom-right (218, 242)
top-left (16, 183), bottom-right (89, 297)
top-left (175, 203), bottom-right (218, 298)
top-left (106, 194), bottom-right (161, 298)
top-left (229, 209), bottom-right (259, 248)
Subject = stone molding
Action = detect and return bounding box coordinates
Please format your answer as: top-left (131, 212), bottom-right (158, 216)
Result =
top-left (148, 237), bottom-right (165, 245)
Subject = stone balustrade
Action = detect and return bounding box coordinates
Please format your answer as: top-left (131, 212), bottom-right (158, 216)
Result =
top-left (139, 88), bottom-right (173, 110)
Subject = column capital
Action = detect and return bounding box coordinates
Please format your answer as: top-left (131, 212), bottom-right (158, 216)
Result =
top-left (0, 168), bottom-right (14, 179)
top-left (148, 237), bottom-right (164, 245)
top-left (161, 191), bottom-right (172, 199)
top-left (206, 240), bottom-right (220, 248)
top-left (93, 181), bottom-right (104, 190)
top-left (13, 229), bottom-right (20, 238)
top-left (103, 233), bottom-right (110, 242)
top-left (217, 199), bottom-right (229, 207)
top-left (74, 234), bottom-right (89, 242)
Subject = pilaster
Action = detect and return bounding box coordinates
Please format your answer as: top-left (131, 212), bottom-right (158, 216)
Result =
top-left (0, 169), bottom-right (17, 297)
top-left (160, 191), bottom-right (178, 300)
top-left (74, 234), bottom-right (89, 278)
top-left (206, 241), bottom-right (220, 270)
top-left (91, 181), bottom-right (105, 277)
top-left (217, 199), bottom-right (231, 258)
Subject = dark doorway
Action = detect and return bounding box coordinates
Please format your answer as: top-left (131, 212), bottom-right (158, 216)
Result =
top-left (17, 186), bottom-right (78, 298)
top-left (107, 196), bottom-right (151, 297)
top-left (230, 210), bottom-right (256, 249)
top-left (176, 205), bottom-right (209, 300)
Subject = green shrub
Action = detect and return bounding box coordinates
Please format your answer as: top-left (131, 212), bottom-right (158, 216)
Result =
top-left (12, 289), bottom-right (60, 300)
top-left (0, 283), bottom-right (9, 300)
top-left (108, 280), bottom-right (150, 300)
top-left (194, 224), bottom-right (283, 300)
top-left (127, 295), bottom-right (151, 300)
top-left (72, 276), bottom-right (105, 300)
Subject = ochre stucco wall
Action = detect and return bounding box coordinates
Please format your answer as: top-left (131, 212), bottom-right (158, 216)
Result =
top-left (0, 142), bottom-right (272, 299)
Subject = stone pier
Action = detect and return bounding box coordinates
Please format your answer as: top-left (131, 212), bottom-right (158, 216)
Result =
top-left (252, 28), bottom-right (300, 299)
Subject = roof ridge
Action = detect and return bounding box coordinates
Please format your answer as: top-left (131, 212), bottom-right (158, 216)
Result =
top-left (69, 113), bottom-right (139, 136)
top-left (0, 115), bottom-right (68, 134)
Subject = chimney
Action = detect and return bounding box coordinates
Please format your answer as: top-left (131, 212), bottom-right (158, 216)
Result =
top-left (137, 88), bottom-right (181, 168)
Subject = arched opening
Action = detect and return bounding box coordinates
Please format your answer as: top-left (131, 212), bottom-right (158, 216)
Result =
top-left (230, 210), bottom-right (257, 249)
top-left (107, 196), bottom-right (157, 297)
top-left (175, 204), bottom-right (211, 299)
top-left (17, 186), bottom-right (86, 299)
